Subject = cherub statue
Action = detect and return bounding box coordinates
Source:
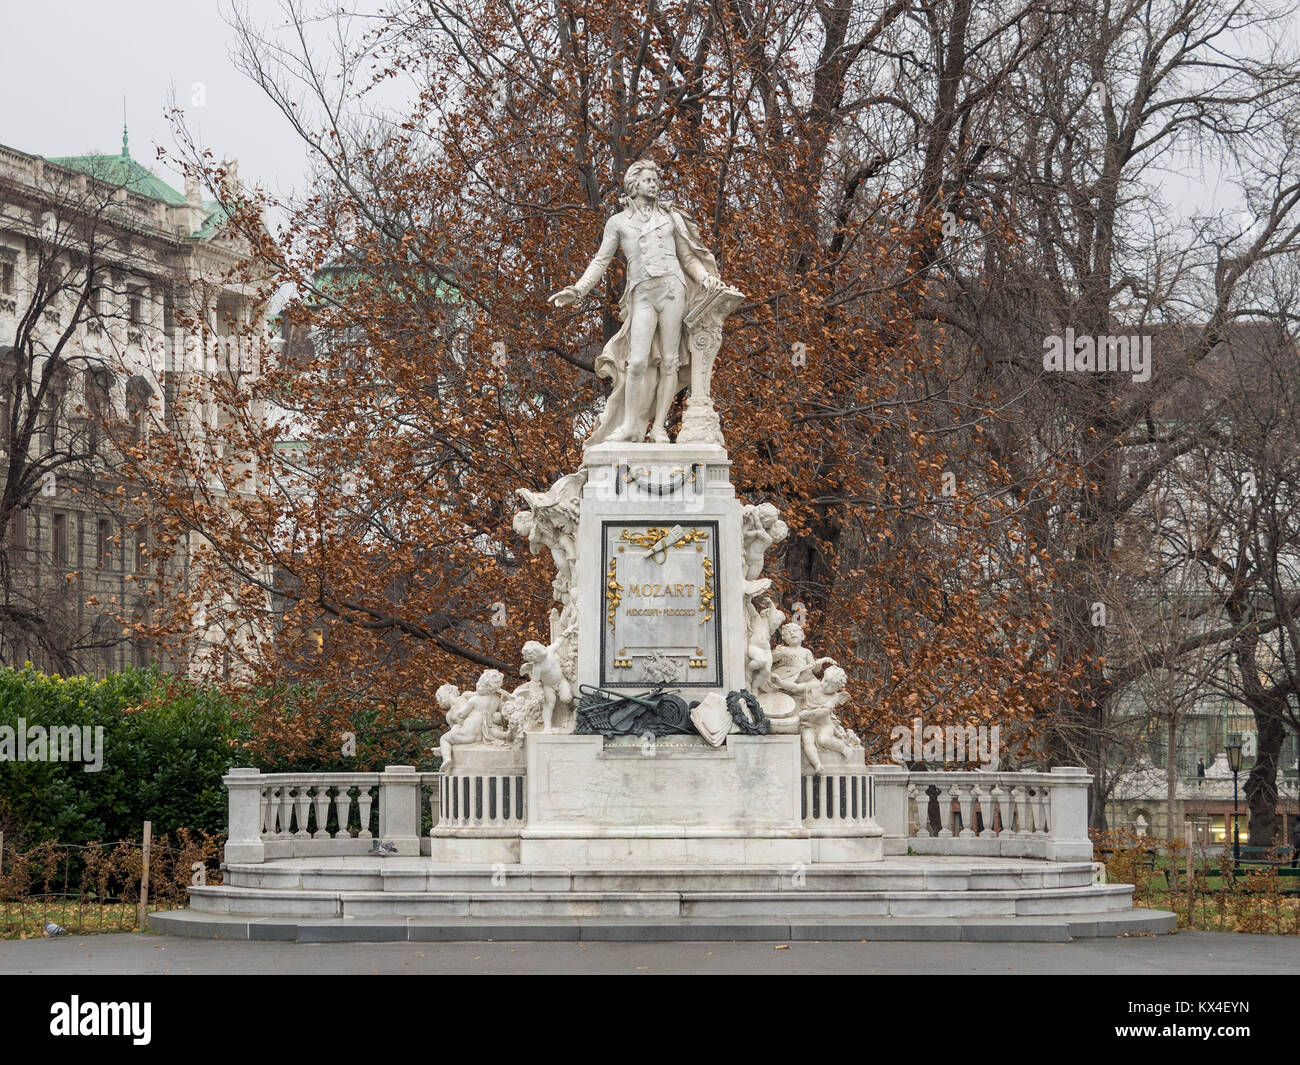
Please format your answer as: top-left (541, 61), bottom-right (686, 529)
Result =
top-left (744, 596), bottom-right (785, 693)
top-left (520, 639), bottom-right (572, 733)
top-left (500, 678), bottom-right (545, 744)
top-left (741, 502), bottom-right (789, 582)
top-left (435, 669), bottom-right (506, 770)
top-left (513, 471), bottom-right (585, 608)
top-left (769, 622), bottom-right (836, 691)
top-left (779, 665), bottom-right (853, 773)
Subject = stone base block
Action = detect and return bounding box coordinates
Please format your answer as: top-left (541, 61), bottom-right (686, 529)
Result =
top-left (811, 834), bottom-right (883, 863)
top-left (428, 833), bottom-right (521, 864)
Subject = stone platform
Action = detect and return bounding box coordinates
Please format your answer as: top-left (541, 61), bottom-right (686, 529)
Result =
top-left (150, 854), bottom-right (1175, 941)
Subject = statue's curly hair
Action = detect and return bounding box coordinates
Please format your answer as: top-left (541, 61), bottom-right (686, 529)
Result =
top-left (618, 159), bottom-right (672, 210)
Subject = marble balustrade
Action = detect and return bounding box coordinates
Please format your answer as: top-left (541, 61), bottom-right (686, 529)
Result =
top-left (223, 763), bottom-right (1092, 863)
top-left (866, 766), bottom-right (1093, 860)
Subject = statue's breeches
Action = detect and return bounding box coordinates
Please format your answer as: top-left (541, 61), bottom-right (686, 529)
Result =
top-left (626, 276), bottom-right (687, 370)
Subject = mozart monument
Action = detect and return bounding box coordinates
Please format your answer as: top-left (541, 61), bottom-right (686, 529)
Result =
top-left (173, 161), bottom-right (1144, 942)
top-left (430, 158), bottom-right (881, 865)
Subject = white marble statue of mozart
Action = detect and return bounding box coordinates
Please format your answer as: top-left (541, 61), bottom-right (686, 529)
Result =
top-left (550, 159), bottom-right (728, 445)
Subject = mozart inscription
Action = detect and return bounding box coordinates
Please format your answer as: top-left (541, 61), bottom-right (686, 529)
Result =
top-left (601, 520), bottom-right (721, 688)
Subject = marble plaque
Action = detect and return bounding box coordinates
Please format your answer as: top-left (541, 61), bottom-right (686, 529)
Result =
top-left (600, 520), bottom-right (722, 688)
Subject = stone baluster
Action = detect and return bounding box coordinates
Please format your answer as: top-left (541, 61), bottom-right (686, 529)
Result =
top-left (357, 785), bottom-right (374, 839)
top-left (908, 784), bottom-right (928, 838)
top-left (270, 785), bottom-right (284, 837)
top-left (279, 785), bottom-right (296, 838)
top-left (1037, 787), bottom-right (1053, 834)
top-left (293, 786), bottom-right (312, 839)
top-left (336, 785), bottom-right (354, 838)
top-left (937, 784), bottom-right (956, 837)
top-left (957, 782), bottom-right (975, 838)
top-left (993, 784), bottom-right (1011, 837)
top-left (293, 785), bottom-right (310, 837)
top-left (1013, 785), bottom-right (1030, 835)
top-left (973, 782), bottom-right (996, 838)
top-left (259, 786), bottom-right (273, 836)
top-left (312, 785), bottom-right (331, 839)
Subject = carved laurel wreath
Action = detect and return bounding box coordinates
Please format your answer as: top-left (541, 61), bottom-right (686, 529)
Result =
top-left (726, 690), bottom-right (769, 735)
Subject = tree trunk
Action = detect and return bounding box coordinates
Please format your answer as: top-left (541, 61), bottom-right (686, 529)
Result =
top-left (1166, 717), bottom-right (1180, 891)
top-left (1246, 710), bottom-right (1285, 847)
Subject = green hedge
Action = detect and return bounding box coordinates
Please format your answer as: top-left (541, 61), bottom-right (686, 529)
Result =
top-left (0, 665), bottom-right (440, 849)
top-left (0, 666), bottom-right (242, 847)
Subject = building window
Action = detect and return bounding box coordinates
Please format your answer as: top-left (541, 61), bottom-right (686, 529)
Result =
top-left (8, 510), bottom-right (25, 555)
top-left (52, 512), bottom-right (68, 566)
top-left (0, 261), bottom-right (13, 296)
top-left (86, 369), bottom-right (111, 418)
top-left (97, 519), bottom-right (112, 569)
top-left (135, 523), bottom-right (148, 572)
top-left (126, 378), bottom-right (151, 443)
top-left (128, 288), bottom-right (144, 325)
top-left (85, 369), bottom-right (110, 453)
top-left (44, 376), bottom-right (66, 452)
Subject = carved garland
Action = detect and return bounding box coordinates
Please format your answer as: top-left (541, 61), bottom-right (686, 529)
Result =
top-left (606, 557), bottom-right (622, 631)
top-left (699, 557), bottom-right (715, 622)
top-left (619, 526), bottom-right (708, 551)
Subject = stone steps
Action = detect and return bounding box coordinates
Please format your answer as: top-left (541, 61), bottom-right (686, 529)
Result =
top-left (222, 858), bottom-right (1101, 894)
top-left (163, 855), bottom-right (1166, 939)
top-left (189, 881), bottom-right (1135, 920)
top-left (150, 907), bottom-right (1176, 942)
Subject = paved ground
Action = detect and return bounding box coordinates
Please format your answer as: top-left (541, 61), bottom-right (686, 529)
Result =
top-left (0, 929), bottom-right (1295, 974)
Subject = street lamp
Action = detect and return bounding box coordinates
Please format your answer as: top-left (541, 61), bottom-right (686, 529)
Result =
top-left (1226, 741), bottom-right (1244, 867)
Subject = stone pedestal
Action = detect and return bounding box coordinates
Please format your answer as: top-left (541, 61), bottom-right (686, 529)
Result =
top-left (801, 747), bottom-right (883, 862)
top-left (430, 746), bottom-right (528, 863)
top-left (376, 765), bottom-right (423, 856)
top-left (575, 442), bottom-right (745, 700)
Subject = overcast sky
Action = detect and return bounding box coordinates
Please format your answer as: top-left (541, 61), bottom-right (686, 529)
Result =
top-left (4, 1), bottom-right (1282, 229)
top-left (4, 1), bottom-right (311, 201)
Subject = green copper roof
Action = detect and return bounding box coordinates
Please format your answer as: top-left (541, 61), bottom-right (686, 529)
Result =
top-left (190, 200), bottom-right (233, 240)
top-left (48, 129), bottom-right (188, 206)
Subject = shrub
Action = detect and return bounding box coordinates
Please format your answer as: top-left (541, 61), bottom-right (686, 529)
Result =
top-left (0, 666), bottom-right (242, 848)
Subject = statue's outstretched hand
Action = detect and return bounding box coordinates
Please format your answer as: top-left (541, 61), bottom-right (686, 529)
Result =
top-left (549, 286), bottom-right (580, 307)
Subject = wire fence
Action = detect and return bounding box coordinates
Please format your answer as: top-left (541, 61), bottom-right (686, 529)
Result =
top-left (1095, 828), bottom-right (1300, 934)
top-left (0, 829), bottom-right (225, 939)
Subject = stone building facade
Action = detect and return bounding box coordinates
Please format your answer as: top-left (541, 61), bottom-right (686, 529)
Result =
top-left (0, 132), bottom-right (264, 676)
